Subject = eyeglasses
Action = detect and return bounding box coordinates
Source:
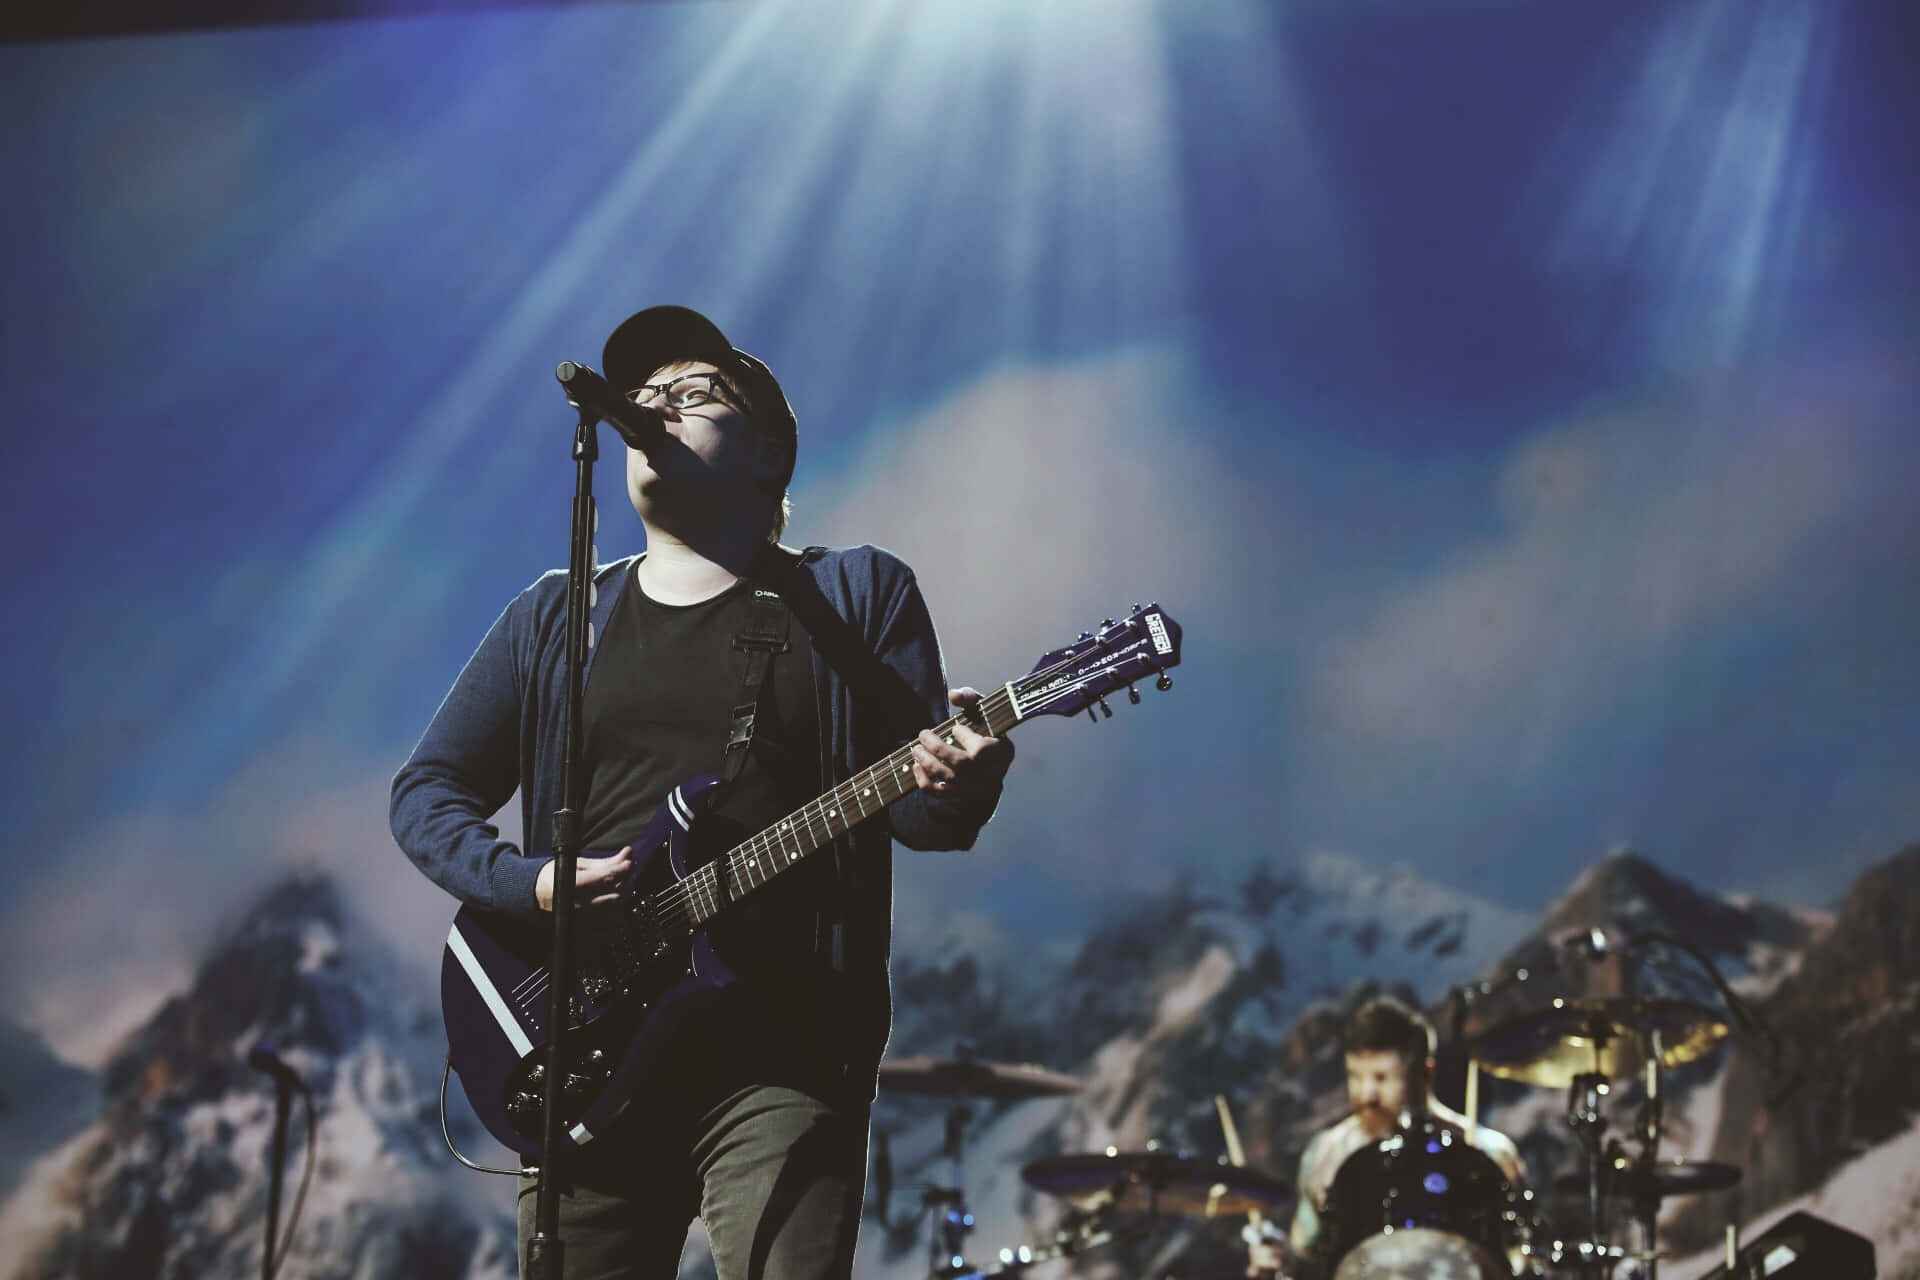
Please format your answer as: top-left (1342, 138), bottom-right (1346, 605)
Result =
top-left (626, 373), bottom-right (744, 414)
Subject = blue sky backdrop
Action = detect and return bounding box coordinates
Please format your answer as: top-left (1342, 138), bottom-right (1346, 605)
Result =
top-left (2, 0), bottom-right (1916, 1066)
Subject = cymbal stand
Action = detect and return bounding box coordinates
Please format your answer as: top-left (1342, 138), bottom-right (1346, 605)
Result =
top-left (924, 1103), bottom-right (977, 1278)
top-left (1623, 1031), bottom-right (1666, 1280)
top-left (1566, 1039), bottom-right (1614, 1280)
top-left (979, 1206), bottom-right (1117, 1278)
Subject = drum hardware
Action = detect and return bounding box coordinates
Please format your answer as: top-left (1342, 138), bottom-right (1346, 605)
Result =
top-left (920, 1186), bottom-right (977, 1278)
top-left (1469, 998), bottom-right (1728, 1090)
top-left (1215, 1094), bottom-right (1289, 1277)
top-left (876, 1055), bottom-right (1088, 1101)
top-left (875, 1050), bottom-right (1084, 1279)
top-left (1321, 1115), bottom-right (1526, 1280)
top-left (1470, 990), bottom-right (1740, 1280)
top-left (965, 1206), bottom-right (1118, 1278)
top-left (1551, 1160), bottom-right (1742, 1201)
top-left (1565, 1068), bottom-right (1614, 1275)
top-left (1540, 1238), bottom-right (1631, 1270)
top-left (1020, 1145), bottom-right (1293, 1218)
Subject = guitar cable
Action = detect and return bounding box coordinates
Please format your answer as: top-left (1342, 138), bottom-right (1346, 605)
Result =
top-left (440, 1055), bottom-right (527, 1177)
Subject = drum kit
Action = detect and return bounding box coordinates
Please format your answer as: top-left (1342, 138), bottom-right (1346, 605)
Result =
top-left (877, 994), bottom-right (1741, 1280)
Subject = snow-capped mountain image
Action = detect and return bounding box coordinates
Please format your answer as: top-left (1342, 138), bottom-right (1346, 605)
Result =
top-left (4, 846), bottom-right (1915, 1279)
top-left (0, 875), bottom-right (517, 1280)
top-left (0, 1016), bottom-right (97, 1208)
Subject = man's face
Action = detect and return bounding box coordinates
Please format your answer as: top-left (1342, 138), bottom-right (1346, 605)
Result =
top-left (1345, 1049), bottom-right (1421, 1138)
top-left (622, 360), bottom-right (779, 524)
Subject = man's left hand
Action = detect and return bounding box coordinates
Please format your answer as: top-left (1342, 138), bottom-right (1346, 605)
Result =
top-left (911, 687), bottom-right (1013, 797)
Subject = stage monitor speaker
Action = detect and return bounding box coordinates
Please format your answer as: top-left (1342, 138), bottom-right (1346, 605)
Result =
top-left (1696, 1210), bottom-right (1875, 1280)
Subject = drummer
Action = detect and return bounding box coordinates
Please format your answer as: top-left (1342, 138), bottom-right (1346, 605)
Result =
top-left (1261, 995), bottom-right (1526, 1276)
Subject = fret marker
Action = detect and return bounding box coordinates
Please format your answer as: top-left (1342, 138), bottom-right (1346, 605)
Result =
top-left (827, 808), bottom-right (838, 819)
top-left (788, 849), bottom-right (798, 862)
top-left (862, 787), bottom-right (872, 797)
top-left (781, 821), bottom-right (791, 831)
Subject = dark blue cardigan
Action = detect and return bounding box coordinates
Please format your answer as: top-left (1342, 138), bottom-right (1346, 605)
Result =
top-left (389, 543), bottom-right (999, 1086)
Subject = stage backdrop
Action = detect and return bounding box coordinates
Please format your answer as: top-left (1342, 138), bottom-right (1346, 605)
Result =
top-left (2, 1), bottom-right (1916, 1277)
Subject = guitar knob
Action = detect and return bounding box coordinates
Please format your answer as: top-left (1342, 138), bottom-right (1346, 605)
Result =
top-left (1155, 672), bottom-right (1173, 691)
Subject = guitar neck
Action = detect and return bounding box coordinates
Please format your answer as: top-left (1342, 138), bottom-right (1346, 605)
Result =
top-left (675, 685), bottom-right (1024, 929)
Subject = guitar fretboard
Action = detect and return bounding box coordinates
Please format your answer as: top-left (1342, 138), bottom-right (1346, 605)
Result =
top-left (656, 685), bottom-right (1024, 932)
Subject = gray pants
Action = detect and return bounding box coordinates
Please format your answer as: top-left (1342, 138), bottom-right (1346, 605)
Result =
top-left (517, 1084), bottom-right (869, 1280)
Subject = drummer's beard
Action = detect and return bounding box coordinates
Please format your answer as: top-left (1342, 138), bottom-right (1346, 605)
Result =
top-left (1354, 1103), bottom-right (1397, 1137)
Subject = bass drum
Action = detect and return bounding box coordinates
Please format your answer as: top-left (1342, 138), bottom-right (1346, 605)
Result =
top-left (1323, 1120), bottom-right (1524, 1279)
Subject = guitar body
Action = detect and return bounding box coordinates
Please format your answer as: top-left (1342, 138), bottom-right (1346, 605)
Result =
top-left (437, 603), bottom-right (1184, 1160)
top-left (441, 775), bottom-right (733, 1157)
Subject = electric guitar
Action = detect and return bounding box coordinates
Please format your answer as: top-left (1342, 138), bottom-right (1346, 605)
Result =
top-left (441, 603), bottom-right (1183, 1155)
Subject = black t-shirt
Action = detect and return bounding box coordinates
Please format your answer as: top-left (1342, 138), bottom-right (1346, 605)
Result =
top-left (577, 567), bottom-right (842, 1108)
top-left (580, 570), bottom-right (819, 856)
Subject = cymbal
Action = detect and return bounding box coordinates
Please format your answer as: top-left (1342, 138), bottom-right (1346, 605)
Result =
top-left (1470, 997), bottom-right (1729, 1087)
top-left (1022, 1149), bottom-right (1291, 1217)
top-left (1553, 1158), bottom-right (1742, 1201)
top-left (875, 1057), bottom-right (1084, 1100)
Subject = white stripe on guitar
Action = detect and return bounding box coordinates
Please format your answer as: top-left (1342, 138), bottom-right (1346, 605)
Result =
top-left (668, 786), bottom-right (694, 829)
top-left (447, 921), bottom-right (535, 1059)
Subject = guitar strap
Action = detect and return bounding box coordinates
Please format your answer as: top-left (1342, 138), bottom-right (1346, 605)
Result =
top-left (748, 545), bottom-right (935, 749)
top-left (721, 585), bottom-right (793, 789)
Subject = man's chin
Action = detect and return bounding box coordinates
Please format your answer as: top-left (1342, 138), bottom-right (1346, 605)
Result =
top-left (1356, 1109), bottom-right (1395, 1138)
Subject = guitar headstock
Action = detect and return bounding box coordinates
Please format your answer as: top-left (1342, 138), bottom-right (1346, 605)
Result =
top-left (1011, 604), bottom-right (1183, 721)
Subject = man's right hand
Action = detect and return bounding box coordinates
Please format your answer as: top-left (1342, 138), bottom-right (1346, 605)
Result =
top-left (535, 846), bottom-right (635, 912)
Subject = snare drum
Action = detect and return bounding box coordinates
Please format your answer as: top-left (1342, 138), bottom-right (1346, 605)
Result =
top-left (1323, 1119), bottom-right (1524, 1278)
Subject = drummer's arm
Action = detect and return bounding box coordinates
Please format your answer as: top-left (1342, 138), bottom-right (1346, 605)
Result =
top-left (1287, 1198), bottom-right (1319, 1263)
top-left (1473, 1124), bottom-right (1526, 1187)
top-left (1496, 1135), bottom-right (1527, 1187)
top-left (1288, 1139), bottom-right (1324, 1263)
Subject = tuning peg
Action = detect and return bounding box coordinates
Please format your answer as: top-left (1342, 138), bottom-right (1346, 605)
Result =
top-left (1078, 631), bottom-right (1093, 642)
top-left (1127, 684), bottom-right (1141, 704)
top-left (1131, 602), bottom-right (1141, 612)
top-left (1097, 696), bottom-right (1112, 718)
top-left (1155, 672), bottom-right (1173, 691)
top-left (1101, 618), bottom-right (1115, 629)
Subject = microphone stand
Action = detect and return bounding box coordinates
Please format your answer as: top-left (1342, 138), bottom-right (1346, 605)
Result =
top-left (262, 1077), bottom-right (292, 1280)
top-left (524, 399), bottom-right (603, 1280)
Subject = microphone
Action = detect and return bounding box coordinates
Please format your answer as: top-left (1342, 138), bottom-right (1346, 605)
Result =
top-left (246, 1044), bottom-right (309, 1093)
top-left (555, 361), bottom-right (666, 453)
